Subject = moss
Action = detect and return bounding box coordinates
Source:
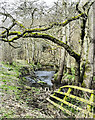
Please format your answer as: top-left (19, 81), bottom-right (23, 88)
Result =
top-left (74, 13), bottom-right (83, 18)
top-left (86, 65), bottom-right (91, 72)
top-left (83, 73), bottom-right (87, 79)
top-left (30, 33), bottom-right (80, 60)
top-left (54, 72), bottom-right (58, 81)
top-left (9, 31), bottom-right (21, 35)
top-left (37, 81), bottom-right (46, 84)
top-left (93, 76), bottom-right (95, 81)
top-left (26, 28), bottom-right (42, 32)
top-left (24, 85), bottom-right (31, 90)
top-left (23, 32), bottom-right (29, 37)
top-left (62, 20), bottom-right (68, 24)
top-left (9, 36), bottom-right (19, 42)
top-left (1, 30), bottom-right (6, 34)
top-left (16, 21), bottom-right (25, 29)
top-left (82, 81), bottom-right (86, 88)
top-left (78, 39), bottom-right (81, 43)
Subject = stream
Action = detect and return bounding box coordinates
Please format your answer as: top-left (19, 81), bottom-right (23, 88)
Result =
top-left (25, 71), bottom-right (55, 87)
top-left (35, 71), bottom-right (55, 86)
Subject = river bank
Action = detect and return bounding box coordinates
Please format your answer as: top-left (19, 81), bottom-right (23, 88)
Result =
top-left (0, 61), bottom-right (65, 118)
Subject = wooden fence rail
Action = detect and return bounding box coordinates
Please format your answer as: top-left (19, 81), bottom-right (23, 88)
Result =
top-left (47, 85), bottom-right (95, 118)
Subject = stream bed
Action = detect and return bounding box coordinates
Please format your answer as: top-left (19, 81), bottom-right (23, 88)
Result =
top-left (34, 71), bottom-right (55, 86)
top-left (25, 71), bottom-right (55, 87)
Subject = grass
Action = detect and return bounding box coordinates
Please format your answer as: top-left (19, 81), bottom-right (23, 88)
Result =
top-left (0, 61), bottom-right (54, 118)
top-left (93, 76), bottom-right (95, 81)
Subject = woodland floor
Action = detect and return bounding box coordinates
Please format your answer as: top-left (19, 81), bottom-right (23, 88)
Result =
top-left (0, 62), bottom-right (65, 118)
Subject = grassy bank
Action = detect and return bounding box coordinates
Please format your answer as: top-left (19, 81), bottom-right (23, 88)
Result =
top-left (0, 62), bottom-right (63, 118)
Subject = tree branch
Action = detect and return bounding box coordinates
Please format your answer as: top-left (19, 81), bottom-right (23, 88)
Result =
top-left (0, 3), bottom-right (91, 61)
top-left (0, 10), bottom-right (83, 34)
top-left (76, 1), bottom-right (82, 14)
top-left (0, 11), bottom-right (83, 61)
top-left (8, 42), bottom-right (21, 49)
top-left (0, 27), bottom-right (9, 41)
top-left (6, 32), bottom-right (80, 61)
top-left (0, 12), bottom-right (26, 30)
top-left (1, 23), bottom-right (16, 35)
top-left (87, 1), bottom-right (95, 14)
top-left (82, 1), bottom-right (90, 11)
top-left (0, 12), bottom-right (84, 40)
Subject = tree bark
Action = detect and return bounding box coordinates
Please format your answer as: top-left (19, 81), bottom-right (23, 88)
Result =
top-left (74, 60), bottom-right (80, 86)
top-left (92, 2), bottom-right (95, 90)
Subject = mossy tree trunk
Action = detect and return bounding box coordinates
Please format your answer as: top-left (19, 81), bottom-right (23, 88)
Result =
top-left (74, 60), bottom-right (80, 86)
top-left (56, 51), bottom-right (66, 84)
top-left (0, 0), bottom-right (94, 89)
top-left (55, 0), bottom-right (68, 85)
top-left (93, 3), bottom-right (95, 90)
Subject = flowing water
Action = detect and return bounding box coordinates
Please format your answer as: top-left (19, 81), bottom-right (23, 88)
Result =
top-left (25, 71), bottom-right (55, 86)
top-left (34, 71), bottom-right (55, 86)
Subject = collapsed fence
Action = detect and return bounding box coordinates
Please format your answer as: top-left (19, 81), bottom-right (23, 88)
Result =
top-left (47, 85), bottom-right (95, 118)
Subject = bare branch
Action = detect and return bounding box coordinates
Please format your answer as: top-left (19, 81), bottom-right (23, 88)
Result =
top-left (0, 0), bottom-right (94, 60)
top-left (76, 1), bottom-right (82, 14)
top-left (0, 11), bottom-right (85, 60)
top-left (8, 42), bottom-right (21, 49)
top-left (0, 27), bottom-right (9, 41)
top-left (82, 1), bottom-right (90, 11)
top-left (6, 32), bottom-right (80, 61)
top-left (25, 13), bottom-right (84, 33)
top-left (0, 12), bottom-right (15, 22)
top-left (1, 23), bottom-right (16, 35)
top-left (30, 8), bottom-right (38, 26)
top-left (87, 1), bottom-right (95, 14)
top-left (0, 11), bottom-right (26, 30)
top-left (0, 38), bottom-right (7, 42)
top-left (24, 33), bottom-right (80, 61)
top-left (0, 12), bottom-right (83, 41)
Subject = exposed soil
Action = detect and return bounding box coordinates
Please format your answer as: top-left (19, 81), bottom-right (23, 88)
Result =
top-left (0, 62), bottom-right (65, 118)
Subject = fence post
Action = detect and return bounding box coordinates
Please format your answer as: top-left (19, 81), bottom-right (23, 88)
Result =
top-left (87, 93), bottom-right (94, 117)
top-left (64, 88), bottom-right (72, 100)
top-left (61, 88), bottom-right (72, 106)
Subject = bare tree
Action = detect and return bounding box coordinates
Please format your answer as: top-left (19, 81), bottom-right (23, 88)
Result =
top-left (0, 0), bottom-right (94, 88)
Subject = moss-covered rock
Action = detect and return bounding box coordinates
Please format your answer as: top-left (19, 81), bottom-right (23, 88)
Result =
top-left (24, 85), bottom-right (31, 91)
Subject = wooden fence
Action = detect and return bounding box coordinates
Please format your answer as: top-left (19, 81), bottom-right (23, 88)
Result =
top-left (47, 85), bottom-right (95, 118)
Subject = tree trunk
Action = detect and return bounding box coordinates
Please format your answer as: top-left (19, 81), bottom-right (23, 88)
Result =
top-left (82, 2), bottom-right (95, 89)
top-left (92, 3), bottom-right (95, 90)
top-left (74, 59), bottom-right (80, 86)
top-left (57, 50), bottom-right (66, 84)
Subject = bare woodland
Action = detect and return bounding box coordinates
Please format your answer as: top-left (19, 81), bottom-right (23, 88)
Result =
top-left (0, 0), bottom-right (95, 89)
top-left (0, 0), bottom-right (95, 118)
